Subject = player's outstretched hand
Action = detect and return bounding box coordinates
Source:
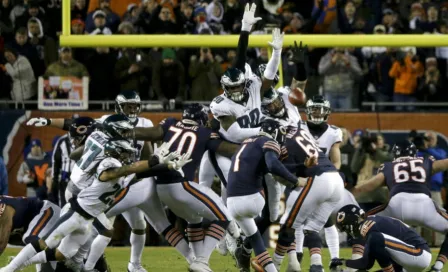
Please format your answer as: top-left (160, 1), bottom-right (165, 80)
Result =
top-left (290, 41), bottom-right (308, 64)
top-left (170, 152), bottom-right (192, 177)
top-left (329, 258), bottom-right (345, 269)
top-left (154, 142), bottom-right (174, 164)
top-left (241, 3), bottom-right (261, 32)
top-left (304, 155), bottom-right (318, 168)
top-left (268, 28), bottom-right (284, 51)
top-left (26, 117), bottom-right (51, 127)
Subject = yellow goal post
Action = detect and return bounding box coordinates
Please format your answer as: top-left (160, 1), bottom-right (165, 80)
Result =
top-left (60, 2), bottom-right (448, 88)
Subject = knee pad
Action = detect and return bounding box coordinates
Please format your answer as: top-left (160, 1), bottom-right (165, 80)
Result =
top-left (93, 219), bottom-right (114, 237)
top-left (278, 226), bottom-right (295, 244)
top-left (304, 230), bottom-right (322, 249)
top-left (31, 240), bottom-right (44, 252)
top-left (130, 219), bottom-right (147, 230)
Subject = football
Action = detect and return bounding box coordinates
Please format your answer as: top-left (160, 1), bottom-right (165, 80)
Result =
top-left (288, 87), bottom-right (307, 106)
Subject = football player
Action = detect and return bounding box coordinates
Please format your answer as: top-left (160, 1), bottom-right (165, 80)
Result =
top-left (227, 119), bottom-right (316, 272)
top-left (352, 141), bottom-right (448, 272)
top-left (272, 126), bottom-right (344, 272)
top-left (0, 196), bottom-right (60, 272)
top-left (332, 205), bottom-right (431, 271)
top-left (128, 103), bottom-right (240, 272)
top-left (1, 140), bottom-right (188, 272)
top-left (27, 91), bottom-right (182, 272)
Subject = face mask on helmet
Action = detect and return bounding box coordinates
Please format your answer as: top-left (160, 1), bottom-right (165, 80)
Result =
top-left (221, 69), bottom-right (248, 103)
top-left (120, 103), bottom-right (141, 121)
top-left (105, 140), bottom-right (136, 165)
top-left (306, 105), bottom-right (331, 124)
top-left (115, 92), bottom-right (142, 123)
top-left (262, 93), bottom-right (286, 118)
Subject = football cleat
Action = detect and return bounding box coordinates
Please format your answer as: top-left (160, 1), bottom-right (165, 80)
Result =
top-left (189, 260), bottom-right (213, 272)
top-left (65, 259), bottom-right (83, 272)
top-left (215, 237), bottom-right (228, 256)
top-left (234, 246), bottom-right (250, 272)
top-left (310, 264), bottom-right (324, 272)
top-left (296, 252), bottom-right (303, 263)
top-left (225, 232), bottom-right (238, 257)
top-left (286, 254), bottom-right (301, 272)
top-left (127, 262), bottom-right (147, 272)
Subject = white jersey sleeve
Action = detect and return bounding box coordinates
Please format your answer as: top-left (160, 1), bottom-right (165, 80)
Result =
top-left (77, 157), bottom-right (124, 217)
top-left (210, 95), bottom-right (237, 118)
top-left (95, 114), bottom-right (110, 124)
top-left (278, 86), bottom-right (301, 127)
top-left (317, 125), bottom-right (343, 156)
top-left (70, 131), bottom-right (109, 190)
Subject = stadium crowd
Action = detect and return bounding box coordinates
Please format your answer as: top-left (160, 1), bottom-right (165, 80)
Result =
top-left (0, 0), bottom-right (447, 110)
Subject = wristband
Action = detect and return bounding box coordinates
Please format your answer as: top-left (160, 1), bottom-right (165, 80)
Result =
top-left (46, 118), bottom-right (52, 126)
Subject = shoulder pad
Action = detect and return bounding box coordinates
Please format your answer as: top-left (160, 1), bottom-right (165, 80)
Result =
top-left (97, 157), bottom-right (122, 175)
top-left (210, 97), bottom-right (233, 118)
top-left (330, 125), bottom-right (340, 130)
top-left (95, 115), bottom-right (110, 124)
top-left (138, 117), bottom-right (154, 128)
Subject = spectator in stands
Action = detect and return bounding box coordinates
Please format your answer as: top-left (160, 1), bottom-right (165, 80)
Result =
top-left (178, 3), bottom-right (195, 34)
top-left (0, 0), bottom-right (14, 41)
top-left (408, 2), bottom-right (426, 32)
top-left (15, 1), bottom-right (48, 34)
top-left (16, 139), bottom-right (51, 199)
top-left (318, 47), bottom-right (362, 109)
top-left (389, 48), bottom-right (424, 111)
top-left (9, 27), bottom-right (40, 77)
top-left (114, 48), bottom-right (151, 97)
top-left (88, 10), bottom-right (113, 35)
top-left (351, 133), bottom-right (393, 210)
top-left (418, 4), bottom-right (439, 33)
top-left (337, 0), bottom-right (358, 34)
top-left (205, 0), bottom-right (226, 34)
top-left (71, 18), bottom-right (85, 34)
top-left (72, 0), bottom-right (88, 21)
top-left (44, 47), bottom-right (89, 78)
top-left (88, 0), bottom-right (138, 18)
top-left (134, 0), bottom-right (157, 33)
top-left (152, 48), bottom-right (185, 104)
top-left (417, 57), bottom-right (445, 102)
top-left (10, 0), bottom-right (31, 28)
top-left (86, 0), bottom-right (121, 33)
top-left (339, 127), bottom-right (356, 189)
top-left (0, 156), bottom-right (7, 195)
top-left (86, 46), bottom-right (118, 100)
top-left (222, 0), bottom-right (243, 33)
top-left (249, 47), bottom-right (269, 73)
top-left (189, 47), bottom-right (222, 101)
top-left (123, 3), bottom-right (139, 24)
top-left (27, 18), bottom-right (58, 74)
top-left (118, 21), bottom-right (135, 34)
top-left (368, 47), bottom-right (395, 110)
top-left (361, 25), bottom-right (387, 61)
top-left (193, 6), bottom-right (213, 34)
top-left (382, 8), bottom-right (403, 34)
top-left (3, 46), bottom-right (36, 101)
top-left (146, 1), bottom-right (181, 34)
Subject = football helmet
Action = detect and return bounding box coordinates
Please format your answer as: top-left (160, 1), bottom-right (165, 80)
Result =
top-left (220, 68), bottom-right (248, 103)
top-left (261, 87), bottom-right (286, 118)
top-left (259, 119), bottom-right (287, 145)
top-left (69, 117), bottom-right (95, 148)
top-left (391, 141), bottom-right (417, 159)
top-left (103, 114), bottom-right (135, 140)
top-left (255, 63), bottom-right (279, 86)
top-left (182, 103), bottom-right (208, 126)
top-left (115, 90), bottom-right (142, 123)
top-left (336, 205), bottom-right (365, 238)
top-left (104, 140), bottom-right (137, 165)
top-left (305, 95), bottom-right (331, 124)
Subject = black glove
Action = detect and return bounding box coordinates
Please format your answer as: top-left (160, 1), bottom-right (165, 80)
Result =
top-left (329, 258), bottom-right (345, 269)
top-left (290, 41), bottom-right (308, 81)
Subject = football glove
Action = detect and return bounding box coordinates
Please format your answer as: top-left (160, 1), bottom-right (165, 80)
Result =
top-left (290, 41), bottom-right (308, 65)
top-left (168, 152), bottom-right (192, 177)
top-left (26, 117), bottom-right (51, 127)
top-left (268, 28), bottom-right (284, 51)
top-left (241, 3), bottom-right (262, 32)
top-left (153, 142), bottom-right (173, 164)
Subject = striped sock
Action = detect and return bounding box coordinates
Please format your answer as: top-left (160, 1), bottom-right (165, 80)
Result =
top-left (256, 251), bottom-right (277, 272)
top-left (434, 254), bottom-right (447, 270)
top-left (352, 243), bottom-right (364, 259)
top-left (203, 223), bottom-right (226, 262)
top-left (186, 223), bottom-right (205, 260)
top-left (309, 247), bottom-right (322, 265)
top-left (163, 225), bottom-right (194, 263)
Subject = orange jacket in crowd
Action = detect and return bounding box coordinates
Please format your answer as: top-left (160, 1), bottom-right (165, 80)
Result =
top-left (389, 55), bottom-right (424, 95)
top-left (88, 0), bottom-right (140, 17)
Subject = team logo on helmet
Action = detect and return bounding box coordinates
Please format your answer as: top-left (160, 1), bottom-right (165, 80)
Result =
top-left (337, 212), bottom-right (346, 223)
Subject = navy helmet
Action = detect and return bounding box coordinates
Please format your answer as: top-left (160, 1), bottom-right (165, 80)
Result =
top-left (259, 119), bottom-right (287, 145)
top-left (256, 63), bottom-right (279, 86)
top-left (103, 114), bottom-right (134, 140)
top-left (69, 117), bottom-right (95, 148)
top-left (182, 103), bottom-right (208, 126)
top-left (104, 140), bottom-right (136, 165)
top-left (115, 90), bottom-right (141, 123)
top-left (305, 95), bottom-right (331, 124)
top-left (391, 140), bottom-right (417, 159)
top-left (220, 67), bottom-right (248, 103)
top-left (336, 204), bottom-right (365, 238)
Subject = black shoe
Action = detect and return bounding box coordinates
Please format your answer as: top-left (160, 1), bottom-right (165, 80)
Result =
top-left (296, 252), bottom-right (303, 263)
top-left (234, 246), bottom-right (251, 272)
top-left (310, 264), bottom-right (324, 272)
top-left (95, 254), bottom-right (111, 272)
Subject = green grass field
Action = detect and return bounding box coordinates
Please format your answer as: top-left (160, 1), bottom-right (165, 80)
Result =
top-left (0, 247), bottom-right (440, 271)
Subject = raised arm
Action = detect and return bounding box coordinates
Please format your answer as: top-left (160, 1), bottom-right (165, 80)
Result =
top-left (261, 28), bottom-right (284, 96)
top-left (289, 41), bottom-right (309, 91)
top-left (128, 126), bottom-right (165, 142)
top-left (218, 115), bottom-right (261, 143)
top-left (26, 117), bottom-right (72, 131)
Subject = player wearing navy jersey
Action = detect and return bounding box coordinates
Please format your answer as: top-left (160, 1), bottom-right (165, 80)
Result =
top-left (129, 103), bottom-right (239, 272)
top-left (352, 141), bottom-right (448, 272)
top-left (1, 141), bottom-right (185, 272)
top-left (271, 126), bottom-right (343, 272)
top-left (332, 205), bottom-right (431, 271)
top-left (228, 120), bottom-right (317, 272)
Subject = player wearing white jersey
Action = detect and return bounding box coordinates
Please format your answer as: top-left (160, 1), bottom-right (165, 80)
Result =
top-left (1, 140), bottom-right (188, 272)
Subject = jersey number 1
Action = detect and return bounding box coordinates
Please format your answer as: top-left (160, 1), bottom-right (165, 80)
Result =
top-left (393, 159), bottom-right (426, 183)
top-left (233, 144), bottom-right (247, 172)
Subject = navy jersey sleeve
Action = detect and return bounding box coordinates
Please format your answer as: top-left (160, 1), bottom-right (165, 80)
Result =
top-left (360, 218), bottom-right (380, 238)
top-left (262, 139), bottom-right (281, 157)
top-left (159, 118), bottom-right (178, 134)
top-left (206, 131), bottom-right (224, 152)
top-left (377, 163), bottom-right (385, 175)
top-left (424, 156), bottom-right (435, 175)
